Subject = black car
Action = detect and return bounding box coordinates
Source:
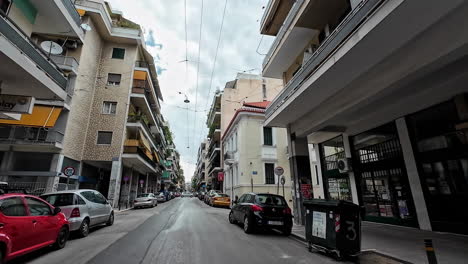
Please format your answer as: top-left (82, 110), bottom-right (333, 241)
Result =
top-left (229, 193), bottom-right (292, 235)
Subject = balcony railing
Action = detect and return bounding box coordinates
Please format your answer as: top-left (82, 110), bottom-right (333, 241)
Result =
top-left (61, 0), bottom-right (82, 26)
top-left (0, 11), bottom-right (67, 90)
top-left (265, 0), bottom-right (385, 119)
top-left (127, 114), bottom-right (160, 147)
top-left (50, 55), bottom-right (79, 72)
top-left (135, 61), bottom-right (149, 68)
top-left (123, 144), bottom-right (156, 168)
top-left (0, 126), bottom-right (64, 145)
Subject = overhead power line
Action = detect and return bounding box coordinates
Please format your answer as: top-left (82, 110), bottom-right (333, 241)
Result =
top-left (193, 0), bottom-right (204, 149)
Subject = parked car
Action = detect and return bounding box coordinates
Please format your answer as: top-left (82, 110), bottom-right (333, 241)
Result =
top-left (156, 192), bottom-right (166, 203)
top-left (198, 192), bottom-right (205, 200)
top-left (181, 192), bottom-right (191, 198)
top-left (40, 189), bottom-right (114, 238)
top-left (212, 193), bottom-right (230, 207)
top-left (206, 190), bottom-right (222, 205)
top-left (0, 193), bottom-right (70, 263)
top-left (229, 193), bottom-right (292, 235)
top-left (175, 192), bottom-right (181, 197)
top-left (133, 193), bottom-right (157, 208)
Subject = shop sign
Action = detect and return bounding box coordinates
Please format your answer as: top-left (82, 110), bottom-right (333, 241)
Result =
top-left (0, 94), bottom-right (34, 114)
top-left (301, 184), bottom-right (312, 199)
top-left (218, 172), bottom-right (224, 181)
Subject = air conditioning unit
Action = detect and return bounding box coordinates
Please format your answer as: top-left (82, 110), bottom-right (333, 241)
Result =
top-left (337, 158), bottom-right (352, 173)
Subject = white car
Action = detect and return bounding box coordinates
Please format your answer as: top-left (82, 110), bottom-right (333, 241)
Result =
top-left (134, 193), bottom-right (158, 208)
top-left (41, 189), bottom-right (114, 237)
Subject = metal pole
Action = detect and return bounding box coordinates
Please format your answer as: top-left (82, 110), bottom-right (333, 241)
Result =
top-left (283, 181), bottom-right (285, 197)
top-left (277, 176), bottom-right (280, 194)
top-left (424, 239), bottom-right (438, 264)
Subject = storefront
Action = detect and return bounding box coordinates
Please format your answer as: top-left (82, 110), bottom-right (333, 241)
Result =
top-left (351, 123), bottom-right (417, 227)
top-left (319, 136), bottom-right (353, 201)
top-left (407, 98), bottom-right (468, 234)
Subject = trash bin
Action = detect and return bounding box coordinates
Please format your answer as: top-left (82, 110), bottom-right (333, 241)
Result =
top-left (303, 199), bottom-right (361, 259)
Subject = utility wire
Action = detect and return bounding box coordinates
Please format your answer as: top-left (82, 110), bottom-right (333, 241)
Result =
top-left (193, 0), bottom-right (204, 149)
top-left (184, 0), bottom-right (190, 149)
top-left (199, 0), bottom-right (229, 144)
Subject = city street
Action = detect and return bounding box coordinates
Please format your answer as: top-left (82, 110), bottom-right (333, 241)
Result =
top-left (12, 198), bottom-right (340, 264)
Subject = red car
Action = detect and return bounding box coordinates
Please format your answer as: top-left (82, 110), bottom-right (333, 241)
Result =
top-left (0, 193), bottom-right (69, 263)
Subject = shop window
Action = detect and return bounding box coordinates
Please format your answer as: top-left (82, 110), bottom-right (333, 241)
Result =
top-left (263, 127), bottom-right (273, 146)
top-left (107, 73), bottom-right (121, 86)
top-left (102, 101), bottom-right (117, 114)
top-left (97, 131), bottom-right (112, 145)
top-left (265, 163), bottom-right (275, 184)
top-left (112, 48), bottom-right (125, 59)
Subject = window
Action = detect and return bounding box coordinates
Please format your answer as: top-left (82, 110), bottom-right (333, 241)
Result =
top-left (0, 197), bottom-right (26, 216)
top-left (40, 193), bottom-right (74, 206)
top-left (0, 0), bottom-right (12, 14)
top-left (81, 191), bottom-right (97, 203)
top-left (76, 195), bottom-right (86, 205)
top-left (255, 194), bottom-right (286, 206)
top-left (262, 83), bottom-right (267, 100)
top-left (112, 48), bottom-right (125, 59)
top-left (107, 73), bottom-right (121, 86)
top-left (238, 194), bottom-right (246, 203)
top-left (25, 197), bottom-right (51, 216)
top-left (97, 131), bottom-right (113, 145)
top-left (265, 163), bottom-right (275, 184)
top-left (263, 127), bottom-right (273, 146)
top-left (102, 101), bottom-right (117, 114)
top-left (93, 192), bottom-right (107, 204)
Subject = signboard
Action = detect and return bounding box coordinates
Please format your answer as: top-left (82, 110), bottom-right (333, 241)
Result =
top-left (312, 211), bottom-right (327, 239)
top-left (274, 166), bottom-right (284, 176)
top-left (300, 184), bottom-right (312, 199)
top-left (0, 94), bottom-right (34, 114)
top-left (63, 166), bottom-right (75, 177)
top-left (218, 172), bottom-right (224, 181)
top-left (252, 171), bottom-right (258, 175)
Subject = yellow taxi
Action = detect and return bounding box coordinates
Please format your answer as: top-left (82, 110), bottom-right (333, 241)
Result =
top-left (212, 193), bottom-right (231, 208)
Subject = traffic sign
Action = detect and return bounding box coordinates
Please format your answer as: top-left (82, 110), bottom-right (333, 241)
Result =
top-left (274, 166), bottom-right (284, 176)
top-left (63, 166), bottom-right (75, 177)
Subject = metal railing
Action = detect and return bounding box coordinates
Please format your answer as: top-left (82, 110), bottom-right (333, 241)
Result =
top-left (135, 61), bottom-right (149, 68)
top-left (61, 0), bottom-right (82, 26)
top-left (7, 181), bottom-right (47, 196)
top-left (0, 126), bottom-right (64, 144)
top-left (260, 0), bottom-right (275, 29)
top-left (123, 145), bottom-right (157, 168)
top-left (0, 11), bottom-right (67, 90)
top-left (50, 54), bottom-right (79, 72)
top-left (265, 0), bottom-right (385, 119)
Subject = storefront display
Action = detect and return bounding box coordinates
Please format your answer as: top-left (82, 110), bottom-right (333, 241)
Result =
top-left (352, 122), bottom-right (417, 227)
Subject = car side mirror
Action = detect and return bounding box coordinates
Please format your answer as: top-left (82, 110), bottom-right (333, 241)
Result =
top-left (53, 207), bottom-right (61, 215)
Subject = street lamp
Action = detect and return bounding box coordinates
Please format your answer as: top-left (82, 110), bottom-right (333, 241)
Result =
top-left (178, 91), bottom-right (191, 149)
top-left (178, 92), bottom-right (190, 104)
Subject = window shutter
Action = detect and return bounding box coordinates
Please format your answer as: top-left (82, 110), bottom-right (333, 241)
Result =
top-left (263, 127), bottom-right (273, 146)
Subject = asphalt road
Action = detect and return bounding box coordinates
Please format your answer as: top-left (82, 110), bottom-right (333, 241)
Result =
top-left (14, 198), bottom-right (342, 264)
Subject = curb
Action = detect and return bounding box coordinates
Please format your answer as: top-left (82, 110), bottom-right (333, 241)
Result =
top-left (115, 208), bottom-right (133, 214)
top-left (289, 232), bottom-right (412, 264)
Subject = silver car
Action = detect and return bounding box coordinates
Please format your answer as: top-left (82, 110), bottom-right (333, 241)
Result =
top-left (134, 193), bottom-right (158, 208)
top-left (41, 189), bottom-right (114, 237)
top-left (156, 192), bottom-right (166, 203)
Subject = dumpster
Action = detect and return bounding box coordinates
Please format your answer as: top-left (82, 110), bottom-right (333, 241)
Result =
top-left (303, 199), bottom-right (361, 259)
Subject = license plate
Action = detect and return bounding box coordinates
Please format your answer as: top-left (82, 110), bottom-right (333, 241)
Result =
top-left (268, 221), bottom-right (283, 226)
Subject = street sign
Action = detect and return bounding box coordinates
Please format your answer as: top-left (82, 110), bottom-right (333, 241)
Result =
top-left (0, 94), bottom-right (34, 114)
top-left (252, 171), bottom-right (258, 175)
top-left (274, 166), bottom-right (284, 176)
top-left (63, 166), bottom-right (75, 177)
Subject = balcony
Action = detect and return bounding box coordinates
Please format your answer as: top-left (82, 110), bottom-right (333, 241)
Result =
top-left (61, 0), bottom-right (82, 27)
top-left (0, 12), bottom-right (68, 100)
top-left (260, 0), bottom-right (294, 36)
top-left (0, 126), bottom-right (64, 150)
top-left (122, 139), bottom-right (157, 174)
top-left (50, 55), bottom-right (79, 75)
top-left (265, 0), bottom-right (385, 120)
top-left (207, 109), bottom-right (221, 128)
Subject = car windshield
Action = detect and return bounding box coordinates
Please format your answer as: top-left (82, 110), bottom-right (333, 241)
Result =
top-left (137, 194), bottom-right (150, 198)
top-left (255, 195), bottom-right (286, 206)
top-left (216, 194), bottom-right (229, 197)
top-left (40, 193), bottom-right (75, 206)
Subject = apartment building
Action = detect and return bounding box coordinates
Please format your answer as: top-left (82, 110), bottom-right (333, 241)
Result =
top-left (222, 101), bottom-right (293, 209)
top-left (260, 0), bottom-right (468, 234)
top-left (0, 0), bottom-right (174, 209)
top-left (0, 0), bottom-right (84, 193)
top-left (194, 140), bottom-right (208, 192)
top-left (203, 73), bottom-right (283, 192)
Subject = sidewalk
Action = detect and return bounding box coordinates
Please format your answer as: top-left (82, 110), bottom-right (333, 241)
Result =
top-left (291, 222), bottom-right (468, 263)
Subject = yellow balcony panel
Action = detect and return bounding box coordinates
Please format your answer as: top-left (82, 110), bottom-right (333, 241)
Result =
top-left (133, 70), bottom-right (147, 81)
top-left (125, 139), bottom-right (139, 147)
top-left (76, 9), bottom-right (86, 16)
top-left (0, 106), bottom-right (62, 128)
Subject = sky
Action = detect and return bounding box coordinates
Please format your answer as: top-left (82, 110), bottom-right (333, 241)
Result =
top-left (108, 0), bottom-right (274, 183)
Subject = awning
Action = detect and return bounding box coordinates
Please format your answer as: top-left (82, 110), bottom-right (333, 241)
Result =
top-left (0, 105), bottom-right (62, 127)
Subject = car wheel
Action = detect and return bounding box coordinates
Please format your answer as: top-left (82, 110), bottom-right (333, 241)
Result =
top-left (282, 226), bottom-right (292, 236)
top-left (229, 211), bottom-right (236, 224)
top-left (106, 212), bottom-right (114, 226)
top-left (244, 216), bottom-right (254, 234)
top-left (79, 218), bottom-right (90, 237)
top-left (53, 226), bottom-right (69, 249)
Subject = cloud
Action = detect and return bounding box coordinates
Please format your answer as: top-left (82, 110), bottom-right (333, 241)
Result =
top-left (108, 0), bottom-right (273, 181)
top-left (145, 29), bottom-right (163, 49)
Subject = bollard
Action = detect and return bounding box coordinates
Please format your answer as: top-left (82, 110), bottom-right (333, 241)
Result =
top-left (424, 239), bottom-right (438, 264)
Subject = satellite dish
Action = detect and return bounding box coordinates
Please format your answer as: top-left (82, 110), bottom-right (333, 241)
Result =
top-left (40, 41), bottom-right (63, 55)
top-left (80, 23), bottom-right (92, 31)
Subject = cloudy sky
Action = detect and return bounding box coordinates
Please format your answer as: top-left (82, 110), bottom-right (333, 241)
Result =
top-left (108, 0), bottom-right (274, 182)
